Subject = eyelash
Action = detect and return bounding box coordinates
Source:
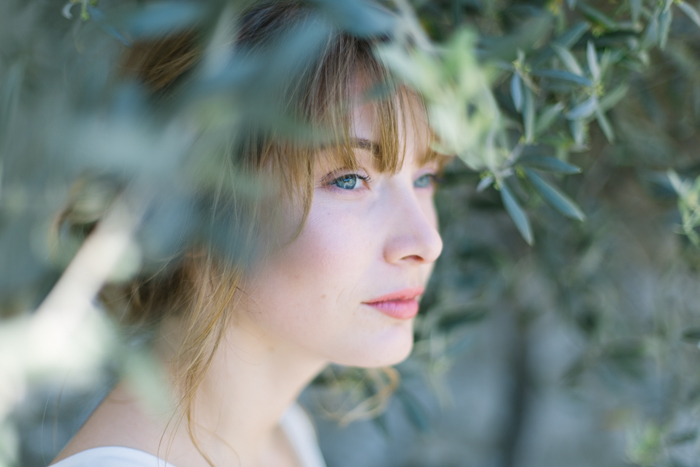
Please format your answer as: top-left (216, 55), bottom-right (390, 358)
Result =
top-left (326, 173), bottom-right (372, 191)
top-left (414, 173), bottom-right (439, 188)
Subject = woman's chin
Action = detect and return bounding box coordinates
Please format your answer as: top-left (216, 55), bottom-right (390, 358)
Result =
top-left (335, 326), bottom-right (415, 368)
top-left (370, 341), bottom-right (414, 367)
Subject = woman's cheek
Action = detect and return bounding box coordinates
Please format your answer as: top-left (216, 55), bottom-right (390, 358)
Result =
top-left (256, 201), bottom-right (367, 322)
top-left (297, 201), bottom-right (373, 272)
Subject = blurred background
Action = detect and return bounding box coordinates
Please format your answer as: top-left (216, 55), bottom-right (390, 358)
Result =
top-left (5, 0), bottom-right (700, 466)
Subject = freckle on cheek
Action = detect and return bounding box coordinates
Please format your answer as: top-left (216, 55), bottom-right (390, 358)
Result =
top-left (321, 294), bottom-right (327, 299)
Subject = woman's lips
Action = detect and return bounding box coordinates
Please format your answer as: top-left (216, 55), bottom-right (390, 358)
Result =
top-left (366, 299), bottom-right (419, 319)
top-left (363, 287), bottom-right (424, 320)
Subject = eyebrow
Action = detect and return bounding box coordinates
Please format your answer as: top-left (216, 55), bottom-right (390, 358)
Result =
top-left (351, 138), bottom-right (380, 155)
top-left (317, 138), bottom-right (379, 155)
top-left (350, 138), bottom-right (442, 168)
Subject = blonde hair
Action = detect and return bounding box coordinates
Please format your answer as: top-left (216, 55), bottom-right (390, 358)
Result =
top-left (57, 1), bottom-right (442, 464)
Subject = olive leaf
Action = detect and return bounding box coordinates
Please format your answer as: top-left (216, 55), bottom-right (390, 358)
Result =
top-left (524, 169), bottom-right (585, 221)
top-left (499, 181), bottom-right (533, 244)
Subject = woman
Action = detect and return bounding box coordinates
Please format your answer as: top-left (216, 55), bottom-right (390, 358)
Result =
top-left (50, 1), bottom-right (444, 466)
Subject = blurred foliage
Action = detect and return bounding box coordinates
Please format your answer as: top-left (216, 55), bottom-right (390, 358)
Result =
top-left (4, 0), bottom-right (700, 466)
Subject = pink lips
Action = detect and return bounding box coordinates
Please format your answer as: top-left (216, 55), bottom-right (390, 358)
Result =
top-left (363, 287), bottom-right (424, 320)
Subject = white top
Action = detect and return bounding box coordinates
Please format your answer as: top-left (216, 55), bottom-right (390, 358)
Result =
top-left (52, 403), bottom-right (327, 467)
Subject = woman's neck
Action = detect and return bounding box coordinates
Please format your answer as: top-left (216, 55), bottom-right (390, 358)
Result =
top-left (185, 313), bottom-right (328, 464)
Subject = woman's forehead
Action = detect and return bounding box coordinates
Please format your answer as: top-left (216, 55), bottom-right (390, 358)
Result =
top-left (349, 93), bottom-right (432, 168)
top-left (306, 69), bottom-right (439, 174)
top-left (351, 84), bottom-right (429, 136)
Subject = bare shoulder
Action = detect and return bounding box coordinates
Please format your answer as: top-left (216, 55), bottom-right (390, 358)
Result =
top-left (50, 384), bottom-right (173, 465)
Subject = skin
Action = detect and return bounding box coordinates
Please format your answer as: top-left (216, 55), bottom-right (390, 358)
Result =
top-left (52, 90), bottom-right (443, 467)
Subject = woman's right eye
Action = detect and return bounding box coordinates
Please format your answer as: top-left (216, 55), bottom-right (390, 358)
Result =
top-left (329, 173), bottom-right (370, 191)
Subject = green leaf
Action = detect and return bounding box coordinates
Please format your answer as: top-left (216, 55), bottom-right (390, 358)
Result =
top-left (364, 80), bottom-right (399, 100)
top-left (587, 41), bottom-right (600, 81)
top-left (0, 419), bottom-right (18, 467)
top-left (531, 69), bottom-right (593, 86)
top-left (316, 0), bottom-right (396, 37)
top-left (567, 96), bottom-right (598, 120)
top-left (437, 309), bottom-right (488, 331)
top-left (535, 102), bottom-right (565, 135)
top-left (552, 44), bottom-right (584, 76)
top-left (62, 2), bottom-right (75, 19)
top-left (641, 8), bottom-right (660, 49)
top-left (667, 429), bottom-right (698, 445)
top-left (659, 7), bottom-right (673, 50)
top-left (678, 1), bottom-right (700, 28)
top-left (0, 63), bottom-right (23, 153)
top-left (601, 49), bottom-right (625, 79)
top-left (556, 22), bottom-right (591, 49)
top-left (532, 23), bottom-right (589, 68)
top-left (570, 118), bottom-right (585, 146)
top-left (523, 86), bottom-right (535, 143)
top-left (377, 44), bottom-right (438, 95)
top-left (595, 108), bottom-right (615, 142)
top-left (681, 327), bottom-right (700, 341)
top-left (577, 1), bottom-right (620, 31)
top-left (477, 175), bottom-right (494, 192)
top-left (511, 73), bottom-right (523, 112)
top-left (500, 182), bottom-right (533, 245)
top-left (518, 154), bottom-right (581, 174)
top-left (524, 169), bottom-right (585, 220)
top-left (125, 2), bottom-right (207, 39)
top-left (599, 83), bottom-right (629, 111)
top-left (493, 60), bottom-right (516, 71)
top-left (603, 342), bottom-right (645, 379)
top-left (630, 0), bottom-right (642, 24)
top-left (603, 342), bottom-right (645, 360)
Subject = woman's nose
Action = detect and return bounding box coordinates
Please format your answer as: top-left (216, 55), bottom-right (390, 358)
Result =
top-left (383, 190), bottom-right (443, 266)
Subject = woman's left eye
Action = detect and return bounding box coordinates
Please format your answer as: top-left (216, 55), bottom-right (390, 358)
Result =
top-left (414, 173), bottom-right (437, 188)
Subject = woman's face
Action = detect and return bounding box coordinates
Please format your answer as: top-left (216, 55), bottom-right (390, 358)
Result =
top-left (238, 93), bottom-right (443, 368)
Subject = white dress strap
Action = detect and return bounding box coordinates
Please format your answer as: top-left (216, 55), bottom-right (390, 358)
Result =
top-left (51, 446), bottom-right (178, 467)
top-left (279, 403), bottom-right (327, 467)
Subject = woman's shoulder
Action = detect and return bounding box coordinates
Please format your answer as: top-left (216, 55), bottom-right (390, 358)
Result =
top-left (51, 403), bottom-right (324, 467)
top-left (50, 446), bottom-right (178, 467)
